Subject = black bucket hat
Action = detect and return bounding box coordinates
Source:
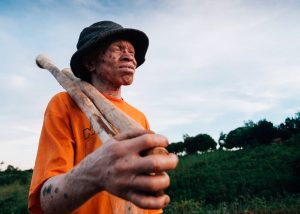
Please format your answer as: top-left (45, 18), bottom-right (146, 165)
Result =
top-left (70, 21), bottom-right (149, 81)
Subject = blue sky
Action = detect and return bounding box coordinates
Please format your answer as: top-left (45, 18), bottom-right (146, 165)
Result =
top-left (1, 0), bottom-right (300, 169)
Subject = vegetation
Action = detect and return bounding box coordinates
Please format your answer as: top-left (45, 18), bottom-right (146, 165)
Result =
top-left (0, 166), bottom-right (32, 214)
top-left (1, 112), bottom-right (300, 213)
top-left (168, 112), bottom-right (300, 153)
top-left (165, 134), bottom-right (300, 213)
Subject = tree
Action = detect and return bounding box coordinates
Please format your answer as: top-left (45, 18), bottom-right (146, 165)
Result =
top-left (6, 165), bottom-right (19, 172)
top-left (252, 119), bottom-right (277, 145)
top-left (0, 161), bottom-right (4, 171)
top-left (182, 134), bottom-right (190, 141)
top-left (277, 113), bottom-right (300, 141)
top-left (223, 127), bottom-right (254, 149)
top-left (244, 120), bottom-right (255, 128)
top-left (167, 141), bottom-right (185, 155)
top-left (279, 112), bottom-right (300, 136)
top-left (218, 132), bottom-right (226, 149)
top-left (184, 134), bottom-right (217, 154)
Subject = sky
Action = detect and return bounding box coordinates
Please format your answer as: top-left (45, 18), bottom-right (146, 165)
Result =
top-left (1, 0), bottom-right (300, 170)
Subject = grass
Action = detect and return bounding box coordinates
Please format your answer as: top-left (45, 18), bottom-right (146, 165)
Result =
top-left (164, 194), bottom-right (300, 214)
top-left (0, 181), bottom-right (30, 214)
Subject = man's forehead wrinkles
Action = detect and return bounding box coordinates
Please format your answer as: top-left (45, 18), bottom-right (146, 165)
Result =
top-left (111, 40), bottom-right (134, 49)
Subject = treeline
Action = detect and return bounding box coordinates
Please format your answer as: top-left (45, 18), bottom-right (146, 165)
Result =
top-left (168, 112), bottom-right (300, 154)
top-left (164, 111), bottom-right (300, 213)
top-left (165, 134), bottom-right (300, 213)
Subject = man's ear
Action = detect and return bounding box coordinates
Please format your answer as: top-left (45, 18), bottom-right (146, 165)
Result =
top-left (83, 59), bottom-right (96, 72)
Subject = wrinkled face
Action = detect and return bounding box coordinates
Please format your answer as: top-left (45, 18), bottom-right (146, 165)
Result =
top-left (93, 40), bottom-right (137, 87)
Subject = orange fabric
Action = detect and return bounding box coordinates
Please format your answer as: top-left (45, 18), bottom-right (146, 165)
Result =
top-left (28, 92), bottom-right (162, 214)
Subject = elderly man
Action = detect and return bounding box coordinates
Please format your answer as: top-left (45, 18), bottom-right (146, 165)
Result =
top-left (28, 21), bottom-right (178, 214)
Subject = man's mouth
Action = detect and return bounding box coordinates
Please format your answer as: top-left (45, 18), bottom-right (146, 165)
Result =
top-left (119, 65), bottom-right (135, 72)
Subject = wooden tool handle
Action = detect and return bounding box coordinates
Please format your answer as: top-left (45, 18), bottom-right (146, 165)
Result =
top-left (36, 54), bottom-right (169, 156)
top-left (36, 54), bottom-right (113, 142)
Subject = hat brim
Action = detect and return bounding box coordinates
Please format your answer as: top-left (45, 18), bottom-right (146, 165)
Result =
top-left (70, 28), bottom-right (149, 81)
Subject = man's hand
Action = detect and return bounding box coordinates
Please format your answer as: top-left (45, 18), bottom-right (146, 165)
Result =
top-left (92, 129), bottom-right (178, 209)
top-left (40, 129), bottom-right (178, 214)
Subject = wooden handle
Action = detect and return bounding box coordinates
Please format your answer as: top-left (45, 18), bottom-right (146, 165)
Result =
top-left (61, 68), bottom-right (144, 132)
top-left (36, 54), bottom-right (168, 156)
top-left (36, 54), bottom-right (114, 142)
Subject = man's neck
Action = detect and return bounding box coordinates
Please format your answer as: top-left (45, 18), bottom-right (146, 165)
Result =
top-left (91, 79), bottom-right (122, 99)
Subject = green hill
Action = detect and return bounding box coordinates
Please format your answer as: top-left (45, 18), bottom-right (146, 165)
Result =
top-left (1, 135), bottom-right (299, 213)
top-left (165, 134), bottom-right (300, 213)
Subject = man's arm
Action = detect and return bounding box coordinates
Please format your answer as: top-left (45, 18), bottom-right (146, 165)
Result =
top-left (40, 129), bottom-right (178, 214)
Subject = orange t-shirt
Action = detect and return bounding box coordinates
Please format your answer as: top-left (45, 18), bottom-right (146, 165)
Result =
top-left (28, 92), bottom-right (162, 214)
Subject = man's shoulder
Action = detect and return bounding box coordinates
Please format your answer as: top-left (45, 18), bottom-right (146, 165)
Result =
top-left (45, 91), bottom-right (78, 115)
top-left (116, 99), bottom-right (150, 129)
top-left (48, 91), bottom-right (75, 106)
top-left (121, 100), bottom-right (146, 117)
top-left (50, 91), bottom-right (71, 101)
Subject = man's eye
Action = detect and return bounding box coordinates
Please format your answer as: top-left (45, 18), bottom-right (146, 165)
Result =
top-left (128, 49), bottom-right (135, 54)
top-left (111, 46), bottom-right (121, 52)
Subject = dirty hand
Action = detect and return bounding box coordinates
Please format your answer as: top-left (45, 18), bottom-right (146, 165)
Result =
top-left (88, 129), bottom-right (179, 209)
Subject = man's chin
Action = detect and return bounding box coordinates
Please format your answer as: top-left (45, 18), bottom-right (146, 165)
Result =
top-left (121, 78), bottom-right (134, 86)
top-left (122, 81), bottom-right (133, 86)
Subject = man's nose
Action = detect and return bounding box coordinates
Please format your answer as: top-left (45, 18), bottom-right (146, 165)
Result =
top-left (121, 51), bottom-right (137, 65)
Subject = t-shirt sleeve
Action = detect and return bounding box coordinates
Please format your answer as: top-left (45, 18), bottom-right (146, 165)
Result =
top-left (28, 94), bottom-right (75, 213)
top-left (149, 209), bottom-right (163, 213)
top-left (144, 115), bottom-right (150, 130)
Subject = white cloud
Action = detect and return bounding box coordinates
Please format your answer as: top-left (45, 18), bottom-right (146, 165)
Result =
top-left (1, 0), bottom-right (300, 168)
